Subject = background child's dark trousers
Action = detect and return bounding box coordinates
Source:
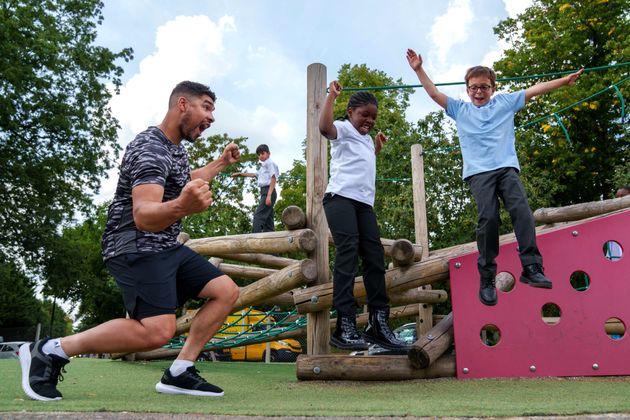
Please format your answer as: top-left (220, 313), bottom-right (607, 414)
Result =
top-left (323, 193), bottom-right (388, 316)
top-left (466, 167), bottom-right (543, 279)
top-left (252, 186), bottom-right (276, 233)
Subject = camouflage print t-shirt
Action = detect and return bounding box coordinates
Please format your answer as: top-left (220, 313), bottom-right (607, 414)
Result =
top-left (101, 126), bottom-right (191, 260)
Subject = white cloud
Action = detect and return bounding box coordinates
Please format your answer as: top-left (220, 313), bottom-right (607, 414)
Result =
top-left (97, 9), bottom-right (305, 205)
top-left (503, 0), bottom-right (533, 18)
top-left (98, 15), bottom-right (238, 203)
top-left (109, 15), bottom-right (237, 149)
top-left (429, 0), bottom-right (473, 64)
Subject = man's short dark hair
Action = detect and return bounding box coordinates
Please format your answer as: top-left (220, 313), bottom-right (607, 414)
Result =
top-left (256, 144), bottom-right (270, 155)
top-left (169, 81), bottom-right (216, 107)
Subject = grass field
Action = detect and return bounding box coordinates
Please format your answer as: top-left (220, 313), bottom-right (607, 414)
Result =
top-left (2, 358), bottom-right (630, 417)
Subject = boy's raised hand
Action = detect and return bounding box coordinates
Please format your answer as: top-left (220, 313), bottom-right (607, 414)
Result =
top-left (565, 68), bottom-right (584, 86)
top-left (406, 49), bottom-right (423, 71)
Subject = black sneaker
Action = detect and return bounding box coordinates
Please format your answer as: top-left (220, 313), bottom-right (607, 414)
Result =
top-left (19, 339), bottom-right (69, 401)
top-left (155, 366), bottom-right (224, 397)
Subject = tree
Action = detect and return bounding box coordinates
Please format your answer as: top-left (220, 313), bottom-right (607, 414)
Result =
top-left (0, 0), bottom-right (133, 267)
top-left (42, 203), bottom-right (124, 331)
top-left (183, 134), bottom-right (253, 238)
top-left (0, 256), bottom-right (44, 328)
top-left (493, 0), bottom-right (630, 205)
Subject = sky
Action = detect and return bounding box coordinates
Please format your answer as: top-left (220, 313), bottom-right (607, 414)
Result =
top-left (94, 0), bottom-right (533, 202)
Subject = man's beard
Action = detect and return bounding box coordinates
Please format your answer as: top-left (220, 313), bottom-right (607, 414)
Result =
top-left (180, 114), bottom-right (197, 143)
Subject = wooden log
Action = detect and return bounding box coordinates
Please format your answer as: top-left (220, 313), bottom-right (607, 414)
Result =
top-left (390, 239), bottom-right (418, 267)
top-left (217, 253), bottom-right (298, 269)
top-left (346, 287), bottom-right (447, 306)
top-left (328, 232), bottom-right (423, 263)
top-left (388, 288), bottom-right (448, 305)
top-left (215, 262), bottom-right (277, 280)
top-left (177, 232), bottom-right (190, 244)
top-left (305, 62), bottom-right (331, 356)
top-left (282, 205), bottom-right (306, 230)
top-left (533, 195), bottom-right (630, 224)
top-left (293, 257), bottom-right (449, 313)
top-left (408, 312), bottom-right (453, 369)
top-left (259, 292), bottom-right (296, 307)
top-left (186, 229), bottom-right (317, 256)
top-left (296, 354), bottom-right (456, 381)
top-left (132, 347), bottom-right (182, 361)
top-left (174, 260), bottom-right (315, 336)
top-left (209, 257), bottom-right (223, 267)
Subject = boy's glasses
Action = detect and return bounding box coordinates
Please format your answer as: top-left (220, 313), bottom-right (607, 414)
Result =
top-left (467, 85), bottom-right (493, 92)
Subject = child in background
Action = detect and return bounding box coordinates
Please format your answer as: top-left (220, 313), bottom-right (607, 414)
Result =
top-left (615, 186), bottom-right (630, 198)
top-left (232, 144), bottom-right (280, 233)
top-left (406, 48), bottom-right (582, 306)
top-left (319, 80), bottom-right (407, 351)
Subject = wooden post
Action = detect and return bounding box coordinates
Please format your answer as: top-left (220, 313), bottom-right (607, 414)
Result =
top-left (408, 312), bottom-right (454, 369)
top-left (306, 63), bottom-right (330, 355)
top-left (411, 144), bottom-right (433, 336)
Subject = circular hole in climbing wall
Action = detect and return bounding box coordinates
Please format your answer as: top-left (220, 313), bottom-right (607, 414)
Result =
top-left (605, 317), bottom-right (626, 340)
top-left (541, 302), bottom-right (561, 325)
top-left (603, 240), bottom-right (623, 261)
top-left (496, 272), bottom-right (515, 292)
top-left (480, 324), bottom-right (501, 347)
top-left (569, 271), bottom-right (590, 292)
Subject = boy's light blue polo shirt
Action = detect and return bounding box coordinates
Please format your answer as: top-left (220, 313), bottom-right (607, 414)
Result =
top-left (446, 90), bottom-right (525, 180)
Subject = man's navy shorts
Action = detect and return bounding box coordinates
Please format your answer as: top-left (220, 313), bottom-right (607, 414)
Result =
top-left (105, 244), bottom-right (225, 320)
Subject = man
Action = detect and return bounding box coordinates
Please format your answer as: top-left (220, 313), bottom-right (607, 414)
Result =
top-left (19, 81), bottom-right (240, 401)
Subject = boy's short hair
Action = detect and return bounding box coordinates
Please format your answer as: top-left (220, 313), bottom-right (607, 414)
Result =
top-left (169, 81), bottom-right (216, 107)
top-left (465, 66), bottom-right (497, 87)
top-left (256, 144), bottom-right (270, 155)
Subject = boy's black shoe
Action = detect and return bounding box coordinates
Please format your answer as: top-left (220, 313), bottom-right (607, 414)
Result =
top-left (155, 366), bottom-right (224, 397)
top-left (19, 339), bottom-right (69, 401)
top-left (520, 264), bottom-right (553, 289)
top-left (330, 314), bottom-right (368, 350)
top-left (479, 276), bottom-right (498, 306)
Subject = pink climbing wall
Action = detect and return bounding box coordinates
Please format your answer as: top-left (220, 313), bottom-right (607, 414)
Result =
top-left (449, 209), bottom-right (630, 379)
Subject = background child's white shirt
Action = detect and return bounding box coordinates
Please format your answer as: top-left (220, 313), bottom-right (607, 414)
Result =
top-left (326, 119), bottom-right (376, 206)
top-left (257, 157), bottom-right (280, 187)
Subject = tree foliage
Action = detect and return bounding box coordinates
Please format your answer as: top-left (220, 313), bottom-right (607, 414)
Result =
top-left (494, 0), bottom-right (630, 204)
top-left (0, 256), bottom-right (43, 327)
top-left (0, 0), bottom-right (133, 266)
top-left (43, 203), bottom-right (124, 331)
top-left (183, 134), bottom-right (253, 238)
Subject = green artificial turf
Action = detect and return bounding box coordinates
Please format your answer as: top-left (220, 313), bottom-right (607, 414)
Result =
top-left (2, 358), bottom-right (630, 417)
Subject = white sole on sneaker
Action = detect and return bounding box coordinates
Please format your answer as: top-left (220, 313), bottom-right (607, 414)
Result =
top-left (155, 382), bottom-right (224, 397)
top-left (19, 343), bottom-right (61, 401)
